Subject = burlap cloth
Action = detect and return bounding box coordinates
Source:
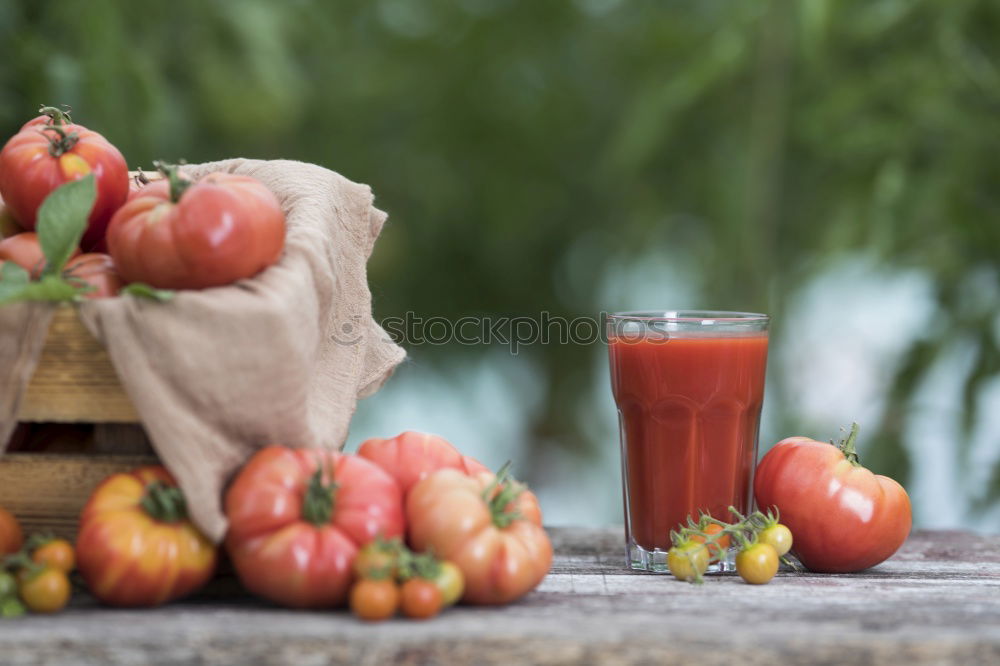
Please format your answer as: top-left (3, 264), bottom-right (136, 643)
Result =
top-left (0, 159), bottom-right (405, 541)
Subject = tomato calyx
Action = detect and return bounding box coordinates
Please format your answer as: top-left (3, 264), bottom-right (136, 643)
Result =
top-left (482, 462), bottom-right (525, 529)
top-left (153, 160), bottom-right (193, 203)
top-left (140, 480), bottom-right (189, 524)
top-left (36, 105), bottom-right (73, 127)
top-left (301, 465), bottom-right (338, 526)
top-left (398, 549), bottom-right (443, 582)
top-left (39, 124), bottom-right (81, 158)
top-left (833, 422), bottom-right (863, 468)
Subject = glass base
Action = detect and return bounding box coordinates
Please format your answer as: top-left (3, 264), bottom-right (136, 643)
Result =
top-left (627, 540), bottom-right (735, 573)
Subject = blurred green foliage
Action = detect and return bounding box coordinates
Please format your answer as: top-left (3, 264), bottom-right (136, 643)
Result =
top-left (2, 0), bottom-right (999, 513)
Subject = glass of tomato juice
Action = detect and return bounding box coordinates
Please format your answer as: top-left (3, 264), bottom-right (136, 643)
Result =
top-left (607, 311), bottom-right (769, 572)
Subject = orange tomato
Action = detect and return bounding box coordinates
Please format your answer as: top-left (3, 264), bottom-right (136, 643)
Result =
top-left (19, 567), bottom-right (71, 614)
top-left (32, 539), bottom-right (76, 573)
top-left (350, 579), bottom-right (400, 622)
top-left (399, 578), bottom-right (443, 619)
top-left (76, 466), bottom-right (217, 607)
top-left (0, 507), bottom-right (23, 556)
top-left (691, 523), bottom-right (731, 560)
top-left (407, 467), bottom-right (552, 605)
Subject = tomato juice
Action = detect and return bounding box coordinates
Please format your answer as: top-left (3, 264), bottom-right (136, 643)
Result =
top-left (607, 311), bottom-right (769, 570)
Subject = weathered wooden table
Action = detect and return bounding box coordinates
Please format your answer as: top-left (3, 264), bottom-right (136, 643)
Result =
top-left (1, 527), bottom-right (998, 665)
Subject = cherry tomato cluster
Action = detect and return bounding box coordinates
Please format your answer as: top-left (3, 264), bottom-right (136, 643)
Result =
top-left (0, 508), bottom-right (75, 618)
top-left (667, 507), bottom-right (794, 586)
top-left (349, 538), bottom-right (465, 622)
top-left (0, 104), bottom-right (285, 301)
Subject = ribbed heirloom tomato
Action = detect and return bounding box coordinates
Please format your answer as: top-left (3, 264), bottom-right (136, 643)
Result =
top-left (754, 424), bottom-right (912, 573)
top-left (225, 447), bottom-right (405, 608)
top-left (407, 466), bottom-right (552, 605)
top-left (76, 466), bottom-right (217, 607)
top-left (0, 107), bottom-right (128, 250)
top-left (107, 163), bottom-right (285, 289)
top-left (358, 431), bottom-right (490, 495)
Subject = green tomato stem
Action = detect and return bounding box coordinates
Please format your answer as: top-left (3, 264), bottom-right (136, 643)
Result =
top-left (140, 480), bottom-right (188, 524)
top-left (40, 125), bottom-right (79, 158)
top-left (37, 105), bottom-right (72, 126)
top-left (153, 160), bottom-right (193, 203)
top-left (838, 422), bottom-right (863, 467)
top-left (301, 463), bottom-right (338, 526)
top-left (482, 462), bottom-right (525, 528)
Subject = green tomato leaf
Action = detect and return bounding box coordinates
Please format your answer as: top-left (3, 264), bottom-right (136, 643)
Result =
top-left (36, 174), bottom-right (97, 277)
top-left (0, 275), bottom-right (83, 305)
top-left (122, 282), bottom-right (175, 302)
top-left (0, 262), bottom-right (32, 303)
top-left (0, 261), bottom-right (30, 285)
top-left (0, 596), bottom-right (27, 618)
top-left (18, 276), bottom-right (82, 302)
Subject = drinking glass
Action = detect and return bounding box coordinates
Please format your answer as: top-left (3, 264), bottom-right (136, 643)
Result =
top-left (607, 310), bottom-right (769, 572)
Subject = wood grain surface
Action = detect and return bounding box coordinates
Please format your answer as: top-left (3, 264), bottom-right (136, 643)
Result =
top-left (18, 306), bottom-right (138, 423)
top-left (0, 527), bottom-right (996, 665)
top-left (0, 453), bottom-right (156, 539)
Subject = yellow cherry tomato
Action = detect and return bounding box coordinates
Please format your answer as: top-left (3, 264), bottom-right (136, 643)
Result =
top-left (667, 542), bottom-right (709, 582)
top-left (19, 567), bottom-right (71, 614)
top-left (758, 524), bottom-right (793, 557)
top-left (434, 561), bottom-right (465, 606)
top-left (736, 543), bottom-right (779, 585)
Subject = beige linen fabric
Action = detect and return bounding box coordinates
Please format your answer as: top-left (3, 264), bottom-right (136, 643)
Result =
top-left (0, 159), bottom-right (405, 541)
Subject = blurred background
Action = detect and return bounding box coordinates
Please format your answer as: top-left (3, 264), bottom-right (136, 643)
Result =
top-left (3, 0), bottom-right (998, 530)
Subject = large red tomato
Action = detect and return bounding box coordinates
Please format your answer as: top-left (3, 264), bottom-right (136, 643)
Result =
top-left (0, 108), bottom-right (128, 250)
top-left (754, 424), bottom-right (912, 573)
top-left (76, 466), bottom-right (218, 607)
top-left (225, 447), bottom-right (405, 608)
top-left (407, 467), bottom-right (552, 605)
top-left (107, 165), bottom-right (285, 289)
top-left (357, 431), bottom-right (490, 494)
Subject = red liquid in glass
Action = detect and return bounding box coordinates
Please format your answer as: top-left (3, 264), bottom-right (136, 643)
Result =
top-left (609, 335), bottom-right (768, 551)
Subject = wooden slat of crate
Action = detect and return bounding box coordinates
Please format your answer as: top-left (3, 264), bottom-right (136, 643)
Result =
top-left (0, 453), bottom-right (156, 540)
top-left (18, 306), bottom-right (138, 423)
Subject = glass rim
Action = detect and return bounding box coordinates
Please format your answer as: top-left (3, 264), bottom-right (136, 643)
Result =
top-left (607, 309), bottom-right (769, 323)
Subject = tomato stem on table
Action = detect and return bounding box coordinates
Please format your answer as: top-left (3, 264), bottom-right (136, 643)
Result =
top-left (139, 480), bottom-right (189, 524)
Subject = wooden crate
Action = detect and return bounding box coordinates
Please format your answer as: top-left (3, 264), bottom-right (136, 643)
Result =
top-left (2, 306), bottom-right (155, 540)
top-left (0, 454), bottom-right (154, 540)
top-left (19, 306), bottom-right (139, 423)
